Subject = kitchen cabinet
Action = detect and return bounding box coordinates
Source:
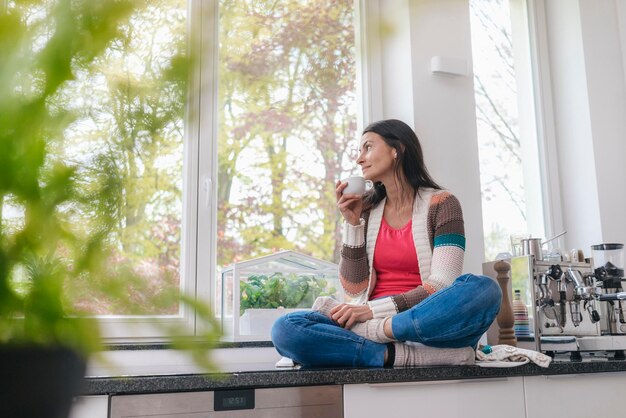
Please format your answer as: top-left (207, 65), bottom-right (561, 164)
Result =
top-left (524, 372), bottom-right (626, 418)
top-left (344, 377), bottom-right (526, 418)
top-left (109, 386), bottom-right (342, 418)
top-left (68, 396), bottom-right (108, 418)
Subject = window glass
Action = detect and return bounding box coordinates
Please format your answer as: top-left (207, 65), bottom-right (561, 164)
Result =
top-left (3, 0), bottom-right (188, 316)
top-left (216, 0), bottom-right (358, 268)
top-left (3, 0), bottom-right (359, 339)
top-left (216, 1), bottom-right (358, 330)
top-left (64, 0), bottom-right (188, 315)
top-left (469, 0), bottom-right (544, 261)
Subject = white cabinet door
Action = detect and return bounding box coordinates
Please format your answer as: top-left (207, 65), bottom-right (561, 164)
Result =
top-left (344, 377), bottom-right (525, 418)
top-left (69, 396), bottom-right (109, 418)
top-left (524, 372), bottom-right (626, 418)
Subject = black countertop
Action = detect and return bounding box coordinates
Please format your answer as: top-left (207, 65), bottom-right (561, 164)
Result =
top-left (82, 357), bottom-right (626, 396)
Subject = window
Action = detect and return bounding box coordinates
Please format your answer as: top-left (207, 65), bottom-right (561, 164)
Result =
top-left (3, 0), bottom-right (197, 340)
top-left (469, 0), bottom-right (546, 262)
top-left (2, 0), bottom-right (360, 342)
top-left (212, 0), bottom-right (359, 337)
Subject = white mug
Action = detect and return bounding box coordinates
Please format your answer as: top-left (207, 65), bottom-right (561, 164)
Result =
top-left (342, 176), bottom-right (373, 195)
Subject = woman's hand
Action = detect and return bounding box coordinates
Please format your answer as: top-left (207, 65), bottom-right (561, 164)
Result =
top-left (335, 180), bottom-right (363, 226)
top-left (330, 303), bottom-right (373, 328)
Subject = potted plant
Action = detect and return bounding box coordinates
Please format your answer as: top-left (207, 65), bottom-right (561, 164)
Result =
top-left (239, 273), bottom-right (336, 336)
top-left (0, 2), bottom-right (219, 417)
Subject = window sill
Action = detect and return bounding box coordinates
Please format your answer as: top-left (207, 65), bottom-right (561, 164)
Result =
top-left (88, 342), bottom-right (280, 378)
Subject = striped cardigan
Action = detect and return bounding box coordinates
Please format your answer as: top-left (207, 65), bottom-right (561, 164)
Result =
top-left (339, 188), bottom-right (465, 318)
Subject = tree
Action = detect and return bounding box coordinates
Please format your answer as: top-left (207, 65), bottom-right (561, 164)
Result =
top-left (217, 0), bottom-right (357, 267)
top-left (46, 0), bottom-right (189, 314)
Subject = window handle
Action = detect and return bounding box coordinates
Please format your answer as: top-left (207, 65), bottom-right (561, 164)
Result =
top-left (203, 176), bottom-right (212, 208)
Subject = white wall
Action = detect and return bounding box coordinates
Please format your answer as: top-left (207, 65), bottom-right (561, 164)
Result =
top-left (374, 0), bottom-right (485, 274)
top-left (542, 0), bottom-right (602, 250)
top-left (579, 0), bottom-right (626, 246)
top-left (377, 0), bottom-right (415, 126)
top-left (543, 0), bottom-right (626, 252)
top-left (408, 0), bottom-right (485, 274)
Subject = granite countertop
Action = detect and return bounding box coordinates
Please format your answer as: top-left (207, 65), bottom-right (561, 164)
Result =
top-left (82, 356), bottom-right (626, 396)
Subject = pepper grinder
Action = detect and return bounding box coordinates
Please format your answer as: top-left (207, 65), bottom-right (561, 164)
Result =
top-left (494, 260), bottom-right (517, 346)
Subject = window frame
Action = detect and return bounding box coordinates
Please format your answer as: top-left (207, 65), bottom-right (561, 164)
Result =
top-left (356, 0), bottom-right (383, 130)
top-left (524, 0), bottom-right (564, 241)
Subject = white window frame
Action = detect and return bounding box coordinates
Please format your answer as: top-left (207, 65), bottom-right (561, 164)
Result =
top-left (507, 0), bottom-right (546, 239)
top-left (356, 0), bottom-right (383, 131)
top-left (195, 0), bottom-right (219, 339)
top-left (524, 0), bottom-right (564, 241)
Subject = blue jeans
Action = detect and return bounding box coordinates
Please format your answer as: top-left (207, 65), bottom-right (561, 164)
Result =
top-left (271, 274), bottom-right (502, 368)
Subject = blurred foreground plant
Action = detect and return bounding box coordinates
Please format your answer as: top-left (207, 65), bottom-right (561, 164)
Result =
top-left (0, 0), bottom-right (219, 368)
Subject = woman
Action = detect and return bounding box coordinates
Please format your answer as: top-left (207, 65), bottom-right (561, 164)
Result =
top-left (271, 119), bottom-right (502, 368)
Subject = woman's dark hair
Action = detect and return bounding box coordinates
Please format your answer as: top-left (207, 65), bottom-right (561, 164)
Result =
top-left (361, 119), bottom-right (441, 210)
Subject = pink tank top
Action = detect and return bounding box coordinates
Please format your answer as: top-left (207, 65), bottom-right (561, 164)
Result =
top-left (370, 218), bottom-right (422, 300)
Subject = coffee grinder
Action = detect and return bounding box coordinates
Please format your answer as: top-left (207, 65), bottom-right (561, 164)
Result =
top-left (592, 243), bottom-right (626, 335)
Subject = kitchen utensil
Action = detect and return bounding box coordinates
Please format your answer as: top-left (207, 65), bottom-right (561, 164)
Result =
top-left (521, 238), bottom-right (543, 261)
top-left (542, 230), bottom-right (567, 246)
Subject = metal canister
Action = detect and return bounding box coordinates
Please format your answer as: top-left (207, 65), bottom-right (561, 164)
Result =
top-left (521, 238), bottom-right (543, 261)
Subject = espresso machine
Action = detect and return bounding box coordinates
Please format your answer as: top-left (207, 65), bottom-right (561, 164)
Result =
top-left (532, 259), bottom-right (601, 339)
top-left (483, 242), bottom-right (626, 359)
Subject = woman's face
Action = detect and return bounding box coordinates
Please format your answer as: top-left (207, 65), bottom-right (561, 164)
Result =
top-left (357, 132), bottom-right (397, 183)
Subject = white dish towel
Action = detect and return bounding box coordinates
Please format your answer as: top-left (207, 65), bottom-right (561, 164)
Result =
top-left (476, 345), bottom-right (552, 368)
